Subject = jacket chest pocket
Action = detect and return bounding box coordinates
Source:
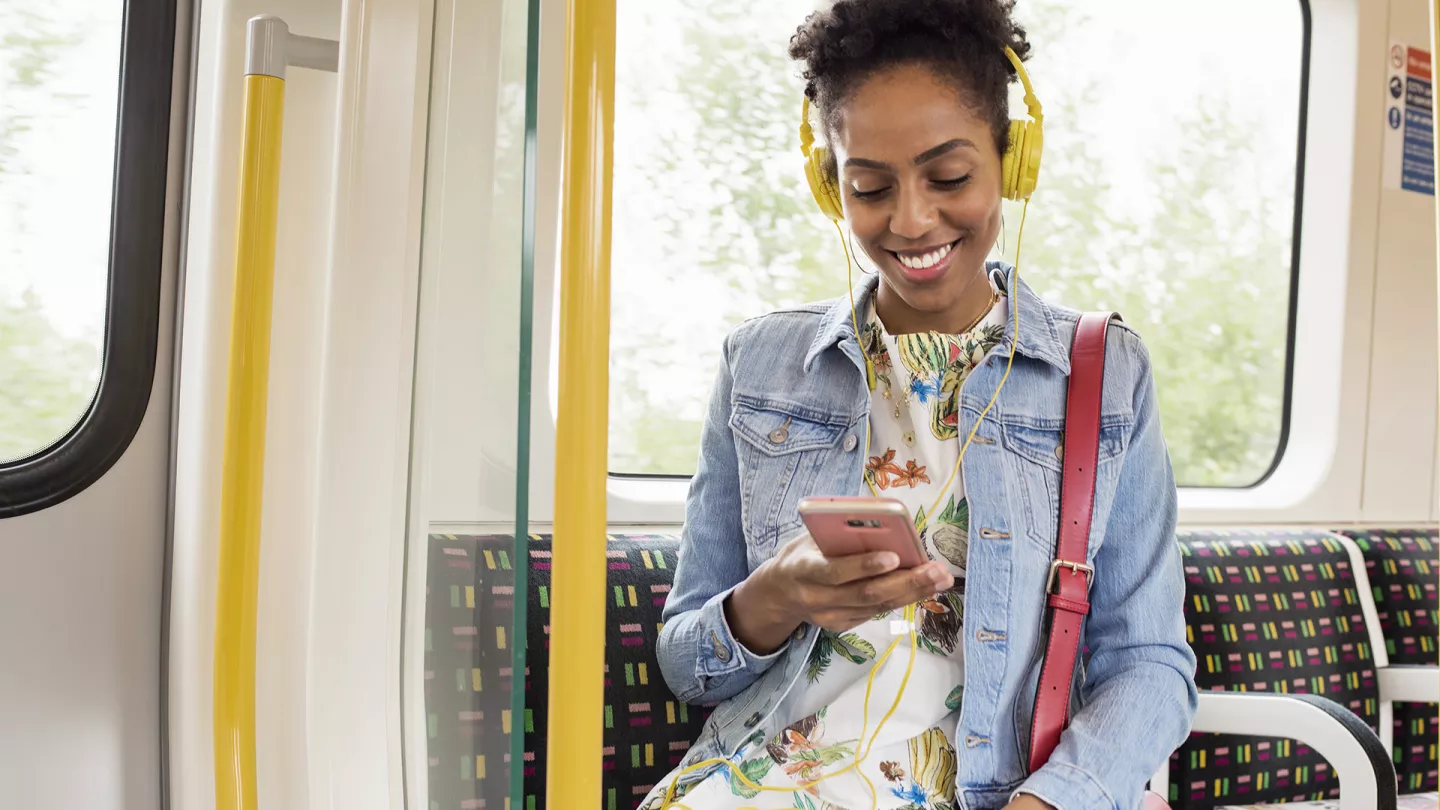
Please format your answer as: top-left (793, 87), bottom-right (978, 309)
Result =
top-left (730, 401), bottom-right (846, 554)
top-left (1000, 416), bottom-right (1130, 555)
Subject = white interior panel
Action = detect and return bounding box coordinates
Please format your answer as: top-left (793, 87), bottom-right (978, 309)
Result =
top-left (1362, 0), bottom-right (1440, 522)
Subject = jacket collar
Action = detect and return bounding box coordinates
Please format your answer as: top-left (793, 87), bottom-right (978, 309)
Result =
top-left (803, 261), bottom-right (1072, 375)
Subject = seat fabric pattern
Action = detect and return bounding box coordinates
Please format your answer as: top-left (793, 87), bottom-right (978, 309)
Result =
top-left (1338, 528), bottom-right (1439, 795)
top-left (424, 533), bottom-right (709, 810)
top-left (424, 534), bottom-right (522, 810)
top-left (521, 533), bottom-right (711, 810)
top-left (423, 530), bottom-right (1403, 810)
top-left (1218, 793), bottom-right (1437, 810)
top-left (1171, 530), bottom-right (1381, 809)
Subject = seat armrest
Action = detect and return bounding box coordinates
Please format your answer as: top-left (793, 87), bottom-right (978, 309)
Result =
top-left (1379, 665), bottom-right (1440, 704)
top-left (1148, 691), bottom-right (1397, 810)
top-left (1377, 665), bottom-right (1440, 755)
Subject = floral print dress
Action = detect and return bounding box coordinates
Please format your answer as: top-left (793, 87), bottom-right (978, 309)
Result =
top-left (639, 288), bottom-right (1007, 810)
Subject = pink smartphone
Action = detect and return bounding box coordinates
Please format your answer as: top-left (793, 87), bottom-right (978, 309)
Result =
top-left (797, 496), bottom-right (928, 569)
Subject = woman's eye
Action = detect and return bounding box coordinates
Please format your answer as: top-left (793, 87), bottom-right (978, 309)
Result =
top-left (850, 186), bottom-right (889, 200)
top-left (934, 174), bottom-right (972, 190)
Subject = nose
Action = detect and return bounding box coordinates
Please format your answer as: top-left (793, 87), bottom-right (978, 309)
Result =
top-left (889, 184), bottom-right (937, 241)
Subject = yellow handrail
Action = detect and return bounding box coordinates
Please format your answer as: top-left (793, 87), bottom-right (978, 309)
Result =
top-left (214, 67), bottom-right (285, 810)
top-left (212, 17), bottom-right (337, 810)
top-left (546, 0), bottom-right (617, 803)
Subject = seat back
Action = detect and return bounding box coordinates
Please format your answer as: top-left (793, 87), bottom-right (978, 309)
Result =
top-left (425, 532), bottom-right (704, 810)
top-left (426, 529), bottom-right (1407, 810)
top-left (1338, 528), bottom-right (1439, 795)
top-left (1170, 530), bottom-right (1385, 809)
top-left (424, 534), bottom-right (523, 810)
top-left (522, 534), bottom-right (708, 810)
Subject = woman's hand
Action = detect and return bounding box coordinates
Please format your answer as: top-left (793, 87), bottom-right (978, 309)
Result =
top-left (724, 531), bottom-right (954, 654)
top-left (1002, 795), bottom-right (1057, 810)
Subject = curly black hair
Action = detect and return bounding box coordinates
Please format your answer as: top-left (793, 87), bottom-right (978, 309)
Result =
top-left (788, 0), bottom-right (1031, 160)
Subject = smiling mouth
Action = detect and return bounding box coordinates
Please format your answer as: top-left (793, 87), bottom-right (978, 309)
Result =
top-left (887, 240), bottom-right (960, 278)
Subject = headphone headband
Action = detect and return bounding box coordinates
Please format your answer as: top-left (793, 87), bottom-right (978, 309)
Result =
top-left (1002, 45), bottom-right (1043, 124)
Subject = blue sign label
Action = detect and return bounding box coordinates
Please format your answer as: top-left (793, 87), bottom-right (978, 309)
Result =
top-left (1402, 105), bottom-right (1434, 194)
top-left (1407, 76), bottom-right (1433, 111)
top-left (1387, 44), bottom-right (1436, 195)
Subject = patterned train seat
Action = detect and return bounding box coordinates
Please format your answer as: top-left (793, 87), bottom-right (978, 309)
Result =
top-left (521, 534), bottom-right (712, 810)
top-left (425, 530), bottom-right (1424, 810)
top-left (422, 533), bottom-right (709, 810)
top-left (1337, 528), bottom-right (1439, 795)
top-left (1173, 529), bottom-right (1388, 809)
top-left (424, 534), bottom-right (523, 810)
top-left (1218, 797), bottom-right (1436, 810)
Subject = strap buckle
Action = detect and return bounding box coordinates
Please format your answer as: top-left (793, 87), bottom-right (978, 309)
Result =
top-left (1047, 559), bottom-right (1094, 596)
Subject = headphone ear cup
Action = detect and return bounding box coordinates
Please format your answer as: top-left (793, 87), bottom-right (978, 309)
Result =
top-left (1018, 120), bottom-right (1042, 200)
top-left (1002, 119), bottom-right (1026, 201)
top-left (804, 145), bottom-right (845, 221)
top-left (1002, 118), bottom-right (1043, 201)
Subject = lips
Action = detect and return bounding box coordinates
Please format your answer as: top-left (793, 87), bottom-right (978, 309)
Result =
top-left (887, 239), bottom-right (960, 283)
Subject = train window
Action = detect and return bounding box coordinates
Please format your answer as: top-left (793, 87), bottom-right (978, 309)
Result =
top-left (0, 0), bottom-right (175, 516)
top-left (608, 0), bottom-right (1306, 489)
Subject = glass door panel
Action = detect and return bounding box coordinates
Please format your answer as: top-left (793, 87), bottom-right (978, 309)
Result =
top-left (407, 0), bottom-right (539, 806)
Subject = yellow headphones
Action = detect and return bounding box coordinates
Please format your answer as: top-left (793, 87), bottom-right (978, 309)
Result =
top-left (799, 45), bottom-right (1044, 216)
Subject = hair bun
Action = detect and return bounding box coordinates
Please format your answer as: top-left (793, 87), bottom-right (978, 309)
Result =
top-left (788, 0), bottom-right (1030, 157)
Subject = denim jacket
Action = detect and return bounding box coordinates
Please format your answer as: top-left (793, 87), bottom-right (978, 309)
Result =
top-left (655, 263), bottom-right (1199, 810)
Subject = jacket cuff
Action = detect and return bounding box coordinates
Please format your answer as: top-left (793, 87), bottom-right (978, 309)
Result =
top-left (1012, 761), bottom-right (1116, 810)
top-left (692, 584), bottom-right (790, 680)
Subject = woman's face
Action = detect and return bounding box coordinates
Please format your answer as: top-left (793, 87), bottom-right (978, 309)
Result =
top-left (831, 63), bottom-right (1004, 333)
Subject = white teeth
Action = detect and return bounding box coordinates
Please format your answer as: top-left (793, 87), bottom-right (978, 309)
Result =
top-left (897, 242), bottom-right (953, 270)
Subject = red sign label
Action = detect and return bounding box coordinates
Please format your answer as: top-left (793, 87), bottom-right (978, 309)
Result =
top-left (1407, 46), bottom-right (1432, 81)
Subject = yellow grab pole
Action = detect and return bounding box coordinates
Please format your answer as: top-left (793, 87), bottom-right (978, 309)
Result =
top-left (212, 19), bottom-right (337, 810)
top-left (214, 22), bottom-right (286, 810)
top-left (546, 0), bottom-right (616, 802)
top-left (214, 74), bottom-right (283, 810)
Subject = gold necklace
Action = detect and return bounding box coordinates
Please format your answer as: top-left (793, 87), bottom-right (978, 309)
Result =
top-left (955, 287), bottom-right (1001, 335)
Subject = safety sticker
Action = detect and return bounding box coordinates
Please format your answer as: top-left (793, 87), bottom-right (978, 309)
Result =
top-left (1383, 42), bottom-right (1435, 195)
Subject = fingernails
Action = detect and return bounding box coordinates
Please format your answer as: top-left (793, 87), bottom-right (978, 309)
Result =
top-left (928, 569), bottom-right (950, 588)
top-left (874, 552), bottom-right (899, 570)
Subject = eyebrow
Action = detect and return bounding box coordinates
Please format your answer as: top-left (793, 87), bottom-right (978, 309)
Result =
top-left (843, 139), bottom-right (977, 171)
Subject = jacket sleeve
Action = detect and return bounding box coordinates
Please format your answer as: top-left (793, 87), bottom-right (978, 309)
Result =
top-left (655, 331), bottom-right (793, 705)
top-left (1014, 331), bottom-right (1200, 810)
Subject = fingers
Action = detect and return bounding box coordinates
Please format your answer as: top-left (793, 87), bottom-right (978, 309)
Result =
top-left (836, 563), bottom-right (952, 610)
top-left (814, 549), bottom-right (904, 586)
top-left (777, 533), bottom-right (958, 630)
top-left (797, 564), bottom-right (955, 631)
top-left (788, 540), bottom-right (904, 587)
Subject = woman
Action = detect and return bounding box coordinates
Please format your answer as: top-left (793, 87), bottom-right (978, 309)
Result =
top-left (643, 1), bottom-right (1198, 808)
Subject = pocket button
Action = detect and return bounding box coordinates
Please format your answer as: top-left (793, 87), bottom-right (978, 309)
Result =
top-left (843, 434), bottom-right (858, 452)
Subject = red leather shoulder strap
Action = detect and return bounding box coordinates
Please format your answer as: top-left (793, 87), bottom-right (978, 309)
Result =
top-left (1027, 311), bottom-right (1114, 774)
